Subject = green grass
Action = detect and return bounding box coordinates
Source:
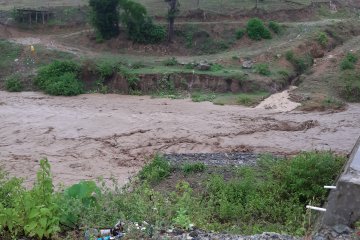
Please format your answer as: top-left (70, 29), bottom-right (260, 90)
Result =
top-left (181, 162), bottom-right (206, 175)
top-left (0, 40), bottom-right (22, 77)
top-left (191, 91), bottom-right (269, 106)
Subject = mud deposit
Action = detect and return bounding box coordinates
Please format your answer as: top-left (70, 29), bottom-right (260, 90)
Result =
top-left (1, 91), bottom-right (360, 186)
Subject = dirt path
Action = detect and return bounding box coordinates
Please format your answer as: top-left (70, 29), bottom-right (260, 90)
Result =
top-left (1, 91), bottom-right (359, 187)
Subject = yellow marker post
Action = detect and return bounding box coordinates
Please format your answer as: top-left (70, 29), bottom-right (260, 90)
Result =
top-left (30, 45), bottom-right (35, 53)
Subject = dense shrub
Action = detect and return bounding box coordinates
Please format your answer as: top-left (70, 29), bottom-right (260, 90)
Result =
top-left (44, 73), bottom-right (84, 96)
top-left (35, 61), bottom-right (83, 96)
top-left (254, 63), bottom-right (271, 76)
top-left (268, 21), bottom-right (282, 34)
top-left (246, 18), bottom-right (272, 40)
top-left (340, 53), bottom-right (358, 70)
top-left (127, 18), bottom-right (166, 44)
top-left (5, 75), bottom-right (23, 92)
top-left (236, 28), bottom-right (245, 39)
top-left (96, 60), bottom-right (119, 79)
top-left (285, 51), bottom-right (313, 74)
top-left (0, 159), bottom-right (60, 239)
top-left (317, 32), bottom-right (329, 47)
top-left (89, 0), bottom-right (120, 40)
top-left (205, 152), bottom-right (344, 233)
top-left (120, 0), bottom-right (166, 44)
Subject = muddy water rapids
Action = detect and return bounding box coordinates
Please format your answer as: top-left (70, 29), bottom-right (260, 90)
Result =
top-left (0, 91), bottom-right (359, 186)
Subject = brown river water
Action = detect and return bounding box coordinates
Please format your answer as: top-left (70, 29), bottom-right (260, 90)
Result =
top-left (1, 91), bottom-right (359, 187)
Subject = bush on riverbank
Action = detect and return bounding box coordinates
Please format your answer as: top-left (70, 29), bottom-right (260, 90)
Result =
top-left (34, 61), bottom-right (84, 96)
top-left (0, 152), bottom-right (345, 239)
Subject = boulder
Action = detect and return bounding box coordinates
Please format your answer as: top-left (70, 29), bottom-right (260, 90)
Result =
top-left (242, 60), bottom-right (254, 69)
top-left (196, 60), bottom-right (211, 71)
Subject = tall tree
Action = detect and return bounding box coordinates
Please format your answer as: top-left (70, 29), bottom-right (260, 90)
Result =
top-left (165, 0), bottom-right (179, 42)
top-left (89, 0), bottom-right (120, 40)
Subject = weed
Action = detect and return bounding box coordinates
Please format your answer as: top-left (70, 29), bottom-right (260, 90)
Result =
top-left (268, 21), bottom-right (282, 34)
top-left (236, 29), bottom-right (245, 39)
top-left (5, 75), bottom-right (23, 92)
top-left (163, 57), bottom-right (178, 66)
top-left (317, 32), bottom-right (328, 48)
top-left (0, 159), bottom-right (60, 239)
top-left (246, 18), bottom-right (272, 40)
top-left (321, 97), bottom-right (345, 109)
top-left (191, 92), bottom-right (216, 102)
top-left (138, 155), bottom-right (171, 184)
top-left (340, 53), bottom-right (358, 70)
top-left (285, 50), bottom-right (295, 62)
top-left (96, 60), bottom-right (117, 79)
top-left (285, 51), bottom-right (313, 74)
top-left (340, 59), bottom-right (355, 70)
top-left (254, 63), bottom-right (271, 76)
top-left (340, 70), bottom-right (360, 102)
top-left (94, 80), bottom-right (109, 94)
top-left (210, 63), bottom-right (224, 72)
top-left (131, 61), bottom-right (146, 69)
top-left (182, 162), bottom-right (206, 175)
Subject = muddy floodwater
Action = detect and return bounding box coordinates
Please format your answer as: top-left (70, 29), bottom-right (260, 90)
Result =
top-left (1, 91), bottom-right (360, 186)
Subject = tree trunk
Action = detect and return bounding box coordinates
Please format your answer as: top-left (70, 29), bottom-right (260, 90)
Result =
top-left (167, 0), bottom-right (177, 42)
top-left (255, 0), bottom-right (259, 9)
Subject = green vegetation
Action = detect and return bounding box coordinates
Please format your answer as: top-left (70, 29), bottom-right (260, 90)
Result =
top-left (89, 0), bottom-right (120, 40)
top-left (246, 18), bottom-right (272, 41)
top-left (0, 152), bottom-right (345, 239)
top-left (162, 57), bottom-right (178, 66)
top-left (340, 53), bottom-right (358, 71)
top-left (286, 51), bottom-right (313, 74)
top-left (268, 21), bottom-right (282, 34)
top-left (34, 61), bottom-right (84, 96)
top-left (0, 159), bottom-right (60, 239)
top-left (191, 91), bottom-right (216, 102)
top-left (210, 63), bottom-right (224, 72)
top-left (182, 162), bottom-right (206, 175)
top-left (0, 40), bottom-right (21, 76)
top-left (120, 0), bottom-right (166, 44)
top-left (317, 32), bottom-right (329, 47)
top-left (5, 75), bottom-right (23, 92)
top-left (191, 91), bottom-right (269, 106)
top-left (236, 29), bottom-right (245, 39)
top-left (321, 97), bottom-right (345, 110)
top-left (254, 63), bottom-right (271, 76)
top-left (340, 70), bottom-right (360, 102)
top-left (138, 155), bottom-right (172, 184)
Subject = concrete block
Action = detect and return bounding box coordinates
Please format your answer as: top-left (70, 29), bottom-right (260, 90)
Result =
top-left (323, 137), bottom-right (360, 226)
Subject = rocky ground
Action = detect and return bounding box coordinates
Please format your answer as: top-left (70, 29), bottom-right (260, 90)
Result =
top-left (165, 152), bottom-right (259, 167)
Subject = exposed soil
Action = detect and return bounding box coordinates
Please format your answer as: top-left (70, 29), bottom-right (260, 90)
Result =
top-left (1, 91), bottom-right (359, 187)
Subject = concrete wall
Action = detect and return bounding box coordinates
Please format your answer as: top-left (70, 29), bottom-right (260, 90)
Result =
top-left (323, 137), bottom-right (360, 227)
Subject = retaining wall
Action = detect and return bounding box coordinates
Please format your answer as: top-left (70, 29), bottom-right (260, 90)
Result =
top-left (323, 137), bottom-right (360, 226)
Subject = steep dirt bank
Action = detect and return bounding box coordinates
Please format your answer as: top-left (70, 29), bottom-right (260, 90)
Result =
top-left (0, 91), bottom-right (359, 187)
